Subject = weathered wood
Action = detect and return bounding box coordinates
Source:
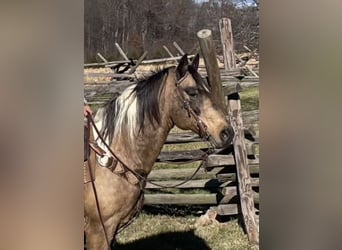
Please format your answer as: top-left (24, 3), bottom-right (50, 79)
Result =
top-left (84, 73), bottom-right (134, 78)
top-left (214, 204), bottom-right (239, 215)
top-left (84, 76), bottom-right (258, 90)
top-left (216, 170), bottom-right (259, 183)
top-left (197, 29), bottom-right (227, 115)
top-left (173, 41), bottom-right (185, 55)
top-left (206, 154), bottom-right (259, 167)
top-left (223, 82), bottom-right (242, 95)
top-left (145, 178), bottom-right (228, 189)
top-left (127, 51), bottom-right (148, 74)
top-left (219, 18), bottom-right (236, 70)
top-left (148, 167), bottom-right (217, 181)
top-left (198, 68), bottom-right (241, 76)
top-left (115, 42), bottom-right (129, 61)
top-left (144, 190), bottom-right (258, 205)
top-left (215, 204), bottom-right (259, 216)
top-left (84, 60), bottom-right (135, 67)
top-left (243, 45), bottom-right (252, 52)
top-left (139, 54), bottom-right (195, 64)
top-left (245, 65), bottom-right (259, 77)
top-left (144, 193), bottom-right (219, 205)
top-left (157, 150), bottom-right (260, 165)
top-left (96, 52), bottom-right (108, 63)
top-left (157, 149), bottom-right (205, 162)
top-left (105, 55), bottom-right (195, 68)
top-left (84, 82), bottom-right (134, 99)
top-left (221, 76), bottom-right (259, 82)
top-left (163, 45), bottom-right (178, 64)
top-left (221, 187), bottom-right (259, 204)
top-left (165, 132), bottom-right (203, 144)
top-left (228, 94), bottom-right (259, 245)
top-left (163, 45), bottom-right (174, 57)
top-left (146, 176), bottom-right (259, 189)
top-left (148, 165), bottom-right (259, 181)
top-left (242, 110), bottom-right (259, 126)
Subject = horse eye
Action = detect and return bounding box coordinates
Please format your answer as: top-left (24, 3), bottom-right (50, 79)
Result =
top-left (185, 88), bottom-right (199, 97)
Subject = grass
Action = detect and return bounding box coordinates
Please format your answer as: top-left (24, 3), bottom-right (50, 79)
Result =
top-left (240, 87), bottom-right (259, 112)
top-left (116, 214), bottom-right (253, 250)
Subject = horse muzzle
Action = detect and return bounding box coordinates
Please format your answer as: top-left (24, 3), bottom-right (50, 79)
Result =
top-left (215, 127), bottom-right (234, 148)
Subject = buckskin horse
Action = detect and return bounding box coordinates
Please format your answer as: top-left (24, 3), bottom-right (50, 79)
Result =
top-left (84, 54), bottom-right (234, 249)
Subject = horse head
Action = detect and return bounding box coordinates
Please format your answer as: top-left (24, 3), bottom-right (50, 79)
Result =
top-left (169, 54), bottom-right (234, 148)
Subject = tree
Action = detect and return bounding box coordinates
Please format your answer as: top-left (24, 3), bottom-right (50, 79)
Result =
top-left (84, 0), bottom-right (259, 61)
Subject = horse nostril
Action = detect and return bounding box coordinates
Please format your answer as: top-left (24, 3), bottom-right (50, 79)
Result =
top-left (220, 127), bottom-right (234, 144)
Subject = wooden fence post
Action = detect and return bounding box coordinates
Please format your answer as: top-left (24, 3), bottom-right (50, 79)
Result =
top-left (219, 18), bottom-right (236, 70)
top-left (115, 43), bottom-right (129, 61)
top-left (197, 29), bottom-right (227, 115)
top-left (127, 51), bottom-right (148, 74)
top-left (173, 41), bottom-right (185, 55)
top-left (163, 45), bottom-right (178, 64)
top-left (163, 45), bottom-right (174, 57)
top-left (228, 93), bottom-right (259, 248)
top-left (96, 52), bottom-right (108, 63)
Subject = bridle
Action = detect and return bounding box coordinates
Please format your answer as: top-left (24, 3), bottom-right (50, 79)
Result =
top-left (175, 71), bottom-right (210, 140)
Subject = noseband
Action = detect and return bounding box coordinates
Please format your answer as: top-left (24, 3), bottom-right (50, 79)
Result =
top-left (175, 72), bottom-right (210, 140)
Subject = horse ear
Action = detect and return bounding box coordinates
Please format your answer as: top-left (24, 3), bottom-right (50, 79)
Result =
top-left (191, 54), bottom-right (200, 70)
top-left (176, 54), bottom-right (189, 79)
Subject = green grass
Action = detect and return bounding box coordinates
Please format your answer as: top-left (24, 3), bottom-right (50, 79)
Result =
top-left (116, 214), bottom-right (253, 250)
top-left (240, 87), bottom-right (259, 112)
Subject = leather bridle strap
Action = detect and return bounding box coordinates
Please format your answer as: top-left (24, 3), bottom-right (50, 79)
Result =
top-left (175, 73), bottom-right (210, 140)
top-left (85, 114), bottom-right (111, 250)
top-left (88, 114), bottom-right (210, 189)
top-left (182, 100), bottom-right (209, 139)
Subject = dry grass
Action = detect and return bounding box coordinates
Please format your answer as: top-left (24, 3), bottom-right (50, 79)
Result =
top-left (116, 213), bottom-right (253, 250)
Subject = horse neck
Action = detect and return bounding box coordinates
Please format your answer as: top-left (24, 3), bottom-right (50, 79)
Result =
top-left (110, 74), bottom-right (175, 175)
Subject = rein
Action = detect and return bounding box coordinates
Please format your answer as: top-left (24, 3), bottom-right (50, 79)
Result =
top-left (88, 114), bottom-right (210, 189)
top-left (85, 115), bottom-right (111, 250)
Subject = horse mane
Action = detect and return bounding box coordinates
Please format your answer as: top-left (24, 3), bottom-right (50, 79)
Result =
top-left (100, 67), bottom-right (171, 144)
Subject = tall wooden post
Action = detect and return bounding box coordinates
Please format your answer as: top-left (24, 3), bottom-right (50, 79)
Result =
top-left (220, 18), bottom-right (259, 248)
top-left (219, 18), bottom-right (236, 70)
top-left (197, 29), bottom-right (227, 115)
top-left (228, 93), bottom-right (259, 248)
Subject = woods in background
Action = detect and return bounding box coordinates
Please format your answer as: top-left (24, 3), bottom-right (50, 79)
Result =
top-left (85, 0), bottom-right (259, 62)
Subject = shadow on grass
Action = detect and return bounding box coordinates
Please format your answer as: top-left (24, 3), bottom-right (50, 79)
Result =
top-left (114, 230), bottom-right (211, 250)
